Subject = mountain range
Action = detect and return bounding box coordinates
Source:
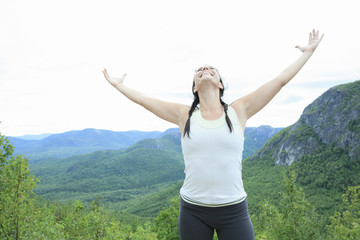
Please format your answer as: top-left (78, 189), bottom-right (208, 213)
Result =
top-left (26, 125), bottom-right (281, 213)
top-left (9, 129), bottom-right (163, 162)
top-left (8, 80), bottom-right (360, 222)
top-left (9, 125), bottom-right (281, 163)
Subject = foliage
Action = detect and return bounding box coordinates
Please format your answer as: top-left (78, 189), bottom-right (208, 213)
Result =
top-left (31, 145), bottom-right (185, 206)
top-left (242, 158), bottom-right (285, 216)
top-left (294, 144), bottom-right (360, 216)
top-left (153, 196), bottom-right (180, 240)
top-left (0, 134), bottom-right (41, 239)
top-left (129, 222), bottom-right (158, 240)
top-left (116, 180), bottom-right (183, 218)
top-left (254, 169), bottom-right (324, 240)
top-left (295, 145), bottom-right (360, 192)
top-left (1, 132), bottom-right (158, 239)
top-left (327, 186), bottom-right (360, 239)
top-left (2, 130), bottom-right (360, 239)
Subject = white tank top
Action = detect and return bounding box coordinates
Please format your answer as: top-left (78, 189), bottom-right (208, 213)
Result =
top-left (180, 106), bottom-right (247, 206)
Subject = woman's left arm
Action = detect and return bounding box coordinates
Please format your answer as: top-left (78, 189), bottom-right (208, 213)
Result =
top-left (231, 29), bottom-right (324, 127)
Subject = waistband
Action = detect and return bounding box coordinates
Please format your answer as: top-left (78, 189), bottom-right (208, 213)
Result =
top-left (180, 194), bottom-right (246, 208)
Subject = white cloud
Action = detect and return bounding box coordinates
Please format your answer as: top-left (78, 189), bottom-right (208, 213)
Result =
top-left (1, 0), bottom-right (359, 136)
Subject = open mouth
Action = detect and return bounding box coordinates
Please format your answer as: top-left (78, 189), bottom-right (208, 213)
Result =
top-left (200, 71), bottom-right (213, 77)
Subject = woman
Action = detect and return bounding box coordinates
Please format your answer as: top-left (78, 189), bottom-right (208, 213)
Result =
top-left (103, 29), bottom-right (324, 240)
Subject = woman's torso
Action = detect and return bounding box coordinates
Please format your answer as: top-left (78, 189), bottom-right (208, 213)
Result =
top-left (180, 106), bottom-right (247, 206)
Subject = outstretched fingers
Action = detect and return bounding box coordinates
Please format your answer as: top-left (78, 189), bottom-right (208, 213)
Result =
top-left (310, 29), bottom-right (324, 42)
top-left (102, 68), bottom-right (127, 87)
top-left (296, 29), bottom-right (324, 52)
top-left (102, 68), bottom-right (109, 80)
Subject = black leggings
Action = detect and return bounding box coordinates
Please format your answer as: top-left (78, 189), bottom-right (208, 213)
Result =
top-left (178, 198), bottom-right (255, 240)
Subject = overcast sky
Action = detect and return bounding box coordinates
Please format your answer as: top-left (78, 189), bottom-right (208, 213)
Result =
top-left (1, 0), bottom-right (359, 137)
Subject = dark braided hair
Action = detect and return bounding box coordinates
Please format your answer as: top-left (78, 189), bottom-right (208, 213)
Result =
top-left (183, 75), bottom-right (233, 138)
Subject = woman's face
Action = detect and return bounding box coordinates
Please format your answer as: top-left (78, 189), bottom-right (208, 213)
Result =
top-left (193, 65), bottom-right (222, 93)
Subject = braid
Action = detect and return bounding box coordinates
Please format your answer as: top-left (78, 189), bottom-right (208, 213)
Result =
top-left (220, 99), bottom-right (233, 133)
top-left (183, 93), bottom-right (200, 138)
top-left (184, 71), bottom-right (232, 137)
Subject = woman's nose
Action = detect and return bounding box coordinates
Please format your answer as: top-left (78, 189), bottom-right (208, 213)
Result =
top-left (202, 66), bottom-right (209, 71)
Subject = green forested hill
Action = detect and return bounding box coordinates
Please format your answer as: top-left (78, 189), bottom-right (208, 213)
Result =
top-left (246, 80), bottom-right (360, 216)
top-left (29, 125), bottom-right (280, 215)
top-left (32, 137), bottom-right (185, 206)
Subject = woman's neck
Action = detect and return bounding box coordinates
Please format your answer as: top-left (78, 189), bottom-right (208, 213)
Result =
top-left (197, 90), bottom-right (223, 119)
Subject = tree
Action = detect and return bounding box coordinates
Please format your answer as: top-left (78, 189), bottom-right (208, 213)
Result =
top-left (255, 169), bottom-right (323, 240)
top-left (0, 133), bottom-right (39, 239)
top-left (0, 132), bottom-right (161, 239)
top-left (129, 222), bottom-right (158, 240)
top-left (327, 185), bottom-right (360, 239)
top-left (153, 196), bottom-right (180, 240)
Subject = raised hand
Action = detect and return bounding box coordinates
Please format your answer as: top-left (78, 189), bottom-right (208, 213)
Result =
top-left (102, 68), bottom-right (127, 88)
top-left (295, 29), bottom-right (324, 53)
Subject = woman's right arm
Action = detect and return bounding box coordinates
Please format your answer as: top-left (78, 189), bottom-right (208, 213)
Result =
top-left (102, 68), bottom-right (189, 128)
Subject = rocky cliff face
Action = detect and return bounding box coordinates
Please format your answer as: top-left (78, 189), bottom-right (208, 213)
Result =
top-left (250, 80), bottom-right (360, 165)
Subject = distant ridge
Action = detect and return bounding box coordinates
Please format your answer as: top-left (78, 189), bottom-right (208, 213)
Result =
top-left (9, 125), bottom-right (282, 163)
top-left (14, 133), bottom-right (52, 140)
top-left (8, 128), bottom-right (162, 162)
top-left (243, 125), bottom-right (282, 159)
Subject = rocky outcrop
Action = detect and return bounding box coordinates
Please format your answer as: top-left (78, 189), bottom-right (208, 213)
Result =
top-left (250, 80), bottom-right (360, 165)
